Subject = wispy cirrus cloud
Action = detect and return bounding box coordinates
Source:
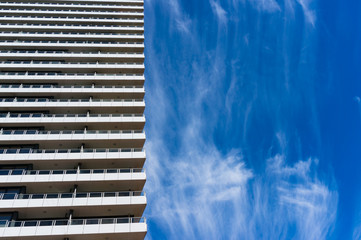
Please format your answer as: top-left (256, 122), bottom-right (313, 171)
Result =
top-left (144, 0), bottom-right (336, 239)
top-left (210, 0), bottom-right (228, 23)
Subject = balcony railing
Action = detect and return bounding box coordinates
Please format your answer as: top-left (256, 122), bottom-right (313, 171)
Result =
top-left (0, 113), bottom-right (144, 118)
top-left (0, 16), bottom-right (143, 21)
top-left (0, 50), bottom-right (144, 54)
top-left (0, 168), bottom-right (144, 176)
top-left (0, 217), bottom-right (145, 228)
top-left (0, 72), bottom-right (143, 76)
top-left (0, 60), bottom-right (144, 66)
top-left (0, 84), bottom-right (143, 89)
top-left (0, 40), bottom-right (143, 44)
top-left (0, 2), bottom-right (143, 8)
top-left (0, 191), bottom-right (145, 200)
top-left (0, 23), bottom-right (144, 28)
top-left (0, 31), bottom-right (143, 36)
top-left (0, 129), bottom-right (144, 135)
top-left (0, 98), bottom-right (144, 103)
top-left (0, 9), bottom-right (144, 14)
top-left (0, 148), bottom-right (144, 154)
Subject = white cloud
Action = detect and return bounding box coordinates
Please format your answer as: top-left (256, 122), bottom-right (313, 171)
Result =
top-left (249, 0), bottom-right (281, 13)
top-left (145, 142), bottom-right (338, 239)
top-left (353, 224), bottom-right (361, 240)
top-left (144, 0), bottom-right (336, 239)
top-left (168, 0), bottom-right (192, 34)
top-left (210, 0), bottom-right (228, 23)
top-left (296, 0), bottom-right (316, 26)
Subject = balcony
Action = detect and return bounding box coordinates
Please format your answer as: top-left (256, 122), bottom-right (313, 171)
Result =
top-left (0, 191), bottom-right (146, 218)
top-left (0, 217), bottom-right (147, 240)
top-left (0, 3), bottom-right (144, 11)
top-left (0, 113), bottom-right (146, 130)
top-left (0, 51), bottom-right (145, 61)
top-left (0, 16), bottom-right (144, 25)
top-left (0, 24), bottom-right (144, 33)
top-left (0, 84), bottom-right (145, 98)
top-left (0, 129), bottom-right (146, 148)
top-left (0, 40), bottom-right (144, 52)
top-left (0, 32), bottom-right (144, 41)
top-left (0, 61), bottom-right (145, 73)
top-left (0, 98), bottom-right (145, 114)
top-left (0, 148), bottom-right (146, 169)
top-left (0, 9), bottom-right (144, 18)
top-left (0, 168), bottom-right (146, 192)
top-left (0, 72), bottom-right (145, 85)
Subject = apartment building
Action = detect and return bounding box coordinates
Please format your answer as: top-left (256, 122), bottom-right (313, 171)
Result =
top-left (0, 0), bottom-right (147, 239)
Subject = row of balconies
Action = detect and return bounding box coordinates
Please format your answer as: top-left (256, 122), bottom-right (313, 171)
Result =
top-left (0, 16), bottom-right (144, 24)
top-left (0, 168), bottom-right (145, 191)
top-left (0, 3), bottom-right (144, 11)
top-left (0, 191), bottom-right (146, 219)
top-left (0, 6), bottom-right (144, 15)
top-left (0, 98), bottom-right (144, 103)
top-left (0, 23), bottom-right (143, 28)
top-left (0, 40), bottom-right (143, 44)
top-left (0, 52), bottom-right (144, 61)
top-left (0, 98), bottom-right (145, 114)
top-left (0, 74), bottom-right (144, 85)
top-left (0, 129), bottom-right (143, 134)
top-left (0, 33), bottom-right (144, 42)
top-left (0, 72), bottom-right (143, 76)
top-left (0, 84), bottom-right (144, 89)
top-left (0, 50), bottom-right (143, 54)
top-left (0, 2), bottom-right (143, 7)
top-left (3, 0), bottom-right (144, 3)
top-left (0, 25), bottom-right (144, 33)
top-left (0, 16), bottom-right (143, 21)
top-left (0, 130), bottom-right (145, 148)
top-left (0, 17), bottom-right (144, 25)
top-left (4, 0), bottom-right (143, 3)
top-left (0, 191), bottom-right (146, 220)
top-left (0, 147), bottom-right (145, 169)
top-left (0, 41), bottom-right (144, 52)
top-left (0, 84), bottom-right (144, 95)
top-left (0, 148), bottom-right (144, 154)
top-left (0, 113), bottom-right (144, 117)
top-left (0, 62), bottom-right (144, 74)
top-left (0, 99), bottom-right (144, 115)
top-left (0, 217), bottom-right (146, 240)
top-left (0, 112), bottom-right (145, 130)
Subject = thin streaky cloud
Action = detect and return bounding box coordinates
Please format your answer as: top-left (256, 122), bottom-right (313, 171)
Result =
top-left (210, 0), bottom-right (228, 23)
top-left (144, 0), bottom-right (338, 239)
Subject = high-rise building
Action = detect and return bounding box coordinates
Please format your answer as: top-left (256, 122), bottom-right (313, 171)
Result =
top-left (0, 0), bottom-right (147, 239)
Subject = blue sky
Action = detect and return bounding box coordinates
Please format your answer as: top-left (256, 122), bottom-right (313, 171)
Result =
top-left (143, 0), bottom-right (361, 239)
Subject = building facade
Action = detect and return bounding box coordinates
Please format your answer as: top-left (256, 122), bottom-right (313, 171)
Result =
top-left (0, 0), bottom-right (147, 239)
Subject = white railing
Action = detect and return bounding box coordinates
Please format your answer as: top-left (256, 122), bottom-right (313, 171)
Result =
top-left (0, 72), bottom-right (143, 76)
top-left (0, 40), bottom-right (143, 44)
top-left (0, 217), bottom-right (146, 228)
top-left (0, 23), bottom-right (144, 28)
top-left (0, 50), bottom-right (143, 54)
top-left (0, 148), bottom-right (144, 154)
top-left (0, 16), bottom-right (143, 20)
top-left (0, 2), bottom-right (143, 8)
top-left (0, 31), bottom-right (143, 36)
top-left (0, 129), bottom-right (144, 135)
top-left (0, 113), bottom-right (144, 118)
top-left (0, 191), bottom-right (145, 200)
top-left (0, 98), bottom-right (144, 103)
top-left (0, 84), bottom-right (143, 89)
top-left (0, 61), bottom-right (143, 66)
top-left (0, 168), bottom-right (144, 176)
top-left (0, 8), bottom-right (143, 14)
